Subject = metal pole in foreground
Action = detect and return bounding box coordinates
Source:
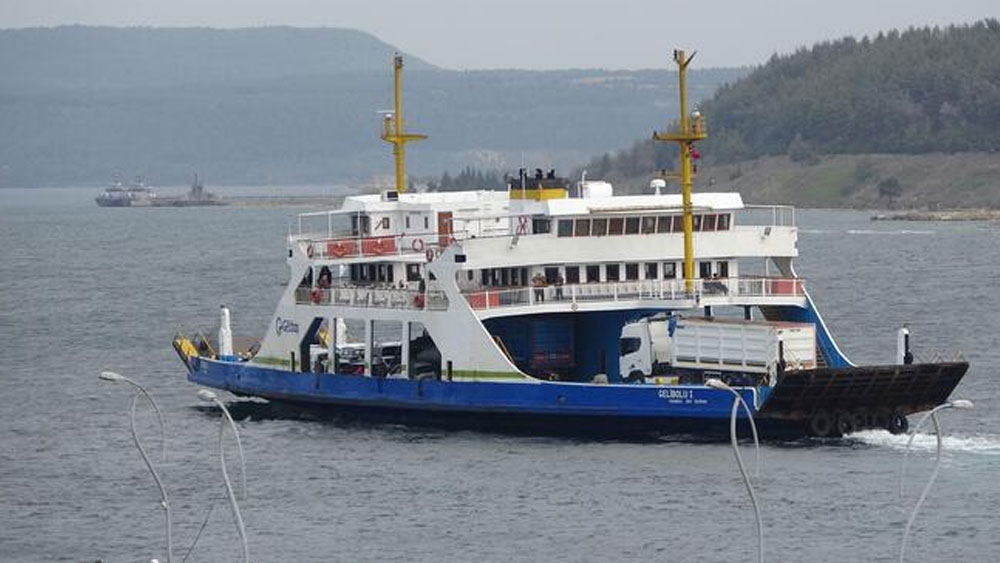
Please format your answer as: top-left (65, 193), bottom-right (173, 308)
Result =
top-left (99, 371), bottom-right (172, 563)
top-left (898, 399), bottom-right (973, 563)
top-left (198, 389), bottom-right (249, 563)
top-left (706, 378), bottom-right (763, 563)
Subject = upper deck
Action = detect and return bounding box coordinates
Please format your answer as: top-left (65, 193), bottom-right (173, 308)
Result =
top-left (289, 186), bottom-right (797, 267)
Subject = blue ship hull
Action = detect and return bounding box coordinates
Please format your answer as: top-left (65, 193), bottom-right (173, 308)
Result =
top-left (187, 357), bottom-right (788, 439)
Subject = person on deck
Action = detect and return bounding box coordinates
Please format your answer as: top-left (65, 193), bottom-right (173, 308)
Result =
top-left (531, 273), bottom-right (547, 302)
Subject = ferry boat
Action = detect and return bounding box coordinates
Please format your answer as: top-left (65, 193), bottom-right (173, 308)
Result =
top-left (95, 177), bottom-right (157, 207)
top-left (174, 52), bottom-right (967, 439)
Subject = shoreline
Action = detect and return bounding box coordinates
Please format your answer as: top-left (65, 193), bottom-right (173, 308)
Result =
top-left (870, 209), bottom-right (1000, 222)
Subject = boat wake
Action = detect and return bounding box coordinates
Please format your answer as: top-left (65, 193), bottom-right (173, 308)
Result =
top-left (845, 229), bottom-right (935, 235)
top-left (848, 429), bottom-right (1000, 455)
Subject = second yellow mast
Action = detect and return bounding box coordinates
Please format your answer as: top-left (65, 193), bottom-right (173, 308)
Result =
top-left (653, 49), bottom-right (707, 294)
top-left (381, 53), bottom-right (427, 193)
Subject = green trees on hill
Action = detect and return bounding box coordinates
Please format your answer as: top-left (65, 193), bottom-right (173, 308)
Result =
top-left (582, 19), bottom-right (1000, 188)
top-left (703, 19), bottom-right (1000, 162)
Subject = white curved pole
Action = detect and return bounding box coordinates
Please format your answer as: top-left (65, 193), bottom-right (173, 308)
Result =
top-left (897, 400), bottom-right (973, 563)
top-left (99, 370), bottom-right (173, 563)
top-left (706, 380), bottom-right (760, 478)
top-left (707, 378), bottom-right (763, 563)
top-left (199, 390), bottom-right (249, 563)
top-left (729, 398), bottom-right (764, 563)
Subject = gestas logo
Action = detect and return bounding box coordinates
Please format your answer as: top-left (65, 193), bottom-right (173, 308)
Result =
top-left (275, 317), bottom-right (300, 336)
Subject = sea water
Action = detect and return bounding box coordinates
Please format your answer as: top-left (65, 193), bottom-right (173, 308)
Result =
top-left (1, 187), bottom-right (997, 562)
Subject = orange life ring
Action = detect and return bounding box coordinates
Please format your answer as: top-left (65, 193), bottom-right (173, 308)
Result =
top-left (412, 238), bottom-right (425, 252)
top-left (329, 242), bottom-right (347, 257)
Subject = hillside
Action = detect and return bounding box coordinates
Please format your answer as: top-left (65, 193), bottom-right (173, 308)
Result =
top-left (580, 20), bottom-right (1000, 208)
top-left (0, 26), bottom-right (745, 188)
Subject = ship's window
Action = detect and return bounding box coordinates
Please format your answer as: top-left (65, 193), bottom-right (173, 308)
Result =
top-left (671, 215), bottom-right (684, 233)
top-left (351, 215), bottom-right (371, 236)
top-left (565, 266), bottom-right (580, 284)
top-left (663, 262), bottom-right (677, 279)
top-left (699, 261), bottom-right (712, 278)
top-left (693, 215), bottom-right (703, 231)
top-left (702, 214), bottom-right (717, 232)
top-left (481, 269), bottom-right (489, 286)
top-left (575, 219), bottom-right (591, 237)
top-left (501, 268), bottom-right (510, 286)
top-left (645, 262), bottom-right (659, 279)
top-left (657, 216), bottom-right (671, 233)
top-left (717, 261), bottom-right (729, 278)
top-left (405, 216), bottom-right (411, 229)
top-left (586, 265), bottom-right (600, 282)
top-left (606, 263), bottom-right (620, 281)
top-left (467, 270), bottom-right (474, 281)
top-left (625, 217), bottom-right (640, 234)
top-left (625, 263), bottom-right (639, 280)
top-left (608, 217), bottom-right (624, 235)
top-left (532, 218), bottom-right (551, 234)
top-left (557, 220), bottom-right (573, 237)
top-left (717, 214), bottom-right (731, 231)
top-left (424, 216), bottom-right (429, 229)
top-left (592, 218), bottom-right (608, 236)
top-left (545, 267), bottom-right (559, 284)
top-left (641, 216), bottom-right (657, 234)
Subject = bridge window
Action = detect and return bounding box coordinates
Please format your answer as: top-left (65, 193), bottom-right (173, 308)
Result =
top-left (657, 216), bottom-right (671, 233)
top-left (608, 217), bottom-right (624, 235)
top-left (717, 261), bottom-right (729, 278)
top-left (565, 266), bottom-right (580, 284)
top-left (592, 218), bottom-right (608, 236)
top-left (624, 217), bottom-right (640, 235)
top-left (699, 261), bottom-right (712, 278)
top-left (671, 216), bottom-right (684, 233)
top-left (692, 215), bottom-right (702, 231)
top-left (586, 265), bottom-right (600, 282)
top-left (663, 262), bottom-right (677, 279)
top-left (717, 214), bottom-right (731, 231)
top-left (532, 218), bottom-right (551, 234)
top-left (557, 219), bottom-right (573, 237)
top-left (625, 263), bottom-right (639, 280)
top-left (575, 219), bottom-right (591, 236)
top-left (702, 214), bottom-right (717, 232)
top-left (641, 216), bottom-right (657, 234)
top-left (606, 263), bottom-right (620, 281)
top-left (645, 262), bottom-right (659, 279)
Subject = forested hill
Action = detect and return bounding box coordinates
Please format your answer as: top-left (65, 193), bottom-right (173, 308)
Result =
top-left (0, 26), bottom-right (436, 89)
top-left (702, 19), bottom-right (1000, 161)
top-left (577, 19), bottom-right (1000, 207)
top-left (0, 26), bottom-right (744, 188)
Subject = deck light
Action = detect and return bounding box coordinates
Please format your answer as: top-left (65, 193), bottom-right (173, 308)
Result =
top-left (198, 389), bottom-right (250, 563)
top-left (898, 400), bottom-right (974, 563)
top-left (99, 371), bottom-right (172, 563)
top-left (705, 378), bottom-right (763, 563)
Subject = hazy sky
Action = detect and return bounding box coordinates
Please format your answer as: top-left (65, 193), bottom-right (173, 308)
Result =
top-left (1, 0), bottom-right (996, 69)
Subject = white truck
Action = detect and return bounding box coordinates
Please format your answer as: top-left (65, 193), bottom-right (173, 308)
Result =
top-left (619, 316), bottom-right (817, 385)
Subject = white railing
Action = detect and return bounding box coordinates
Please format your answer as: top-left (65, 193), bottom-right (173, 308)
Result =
top-left (295, 286), bottom-right (449, 311)
top-left (462, 276), bottom-right (804, 311)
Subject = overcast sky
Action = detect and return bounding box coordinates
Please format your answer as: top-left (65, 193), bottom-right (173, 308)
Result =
top-left (1, 0), bottom-right (996, 69)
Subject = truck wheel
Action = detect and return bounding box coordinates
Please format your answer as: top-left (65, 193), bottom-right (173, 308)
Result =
top-left (626, 370), bottom-right (645, 384)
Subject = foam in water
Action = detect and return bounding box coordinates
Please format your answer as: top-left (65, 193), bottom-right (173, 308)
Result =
top-left (845, 229), bottom-right (935, 235)
top-left (850, 429), bottom-right (1000, 455)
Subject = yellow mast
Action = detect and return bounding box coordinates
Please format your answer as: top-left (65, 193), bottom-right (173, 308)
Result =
top-left (653, 49), bottom-right (707, 294)
top-left (381, 53), bottom-right (427, 193)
